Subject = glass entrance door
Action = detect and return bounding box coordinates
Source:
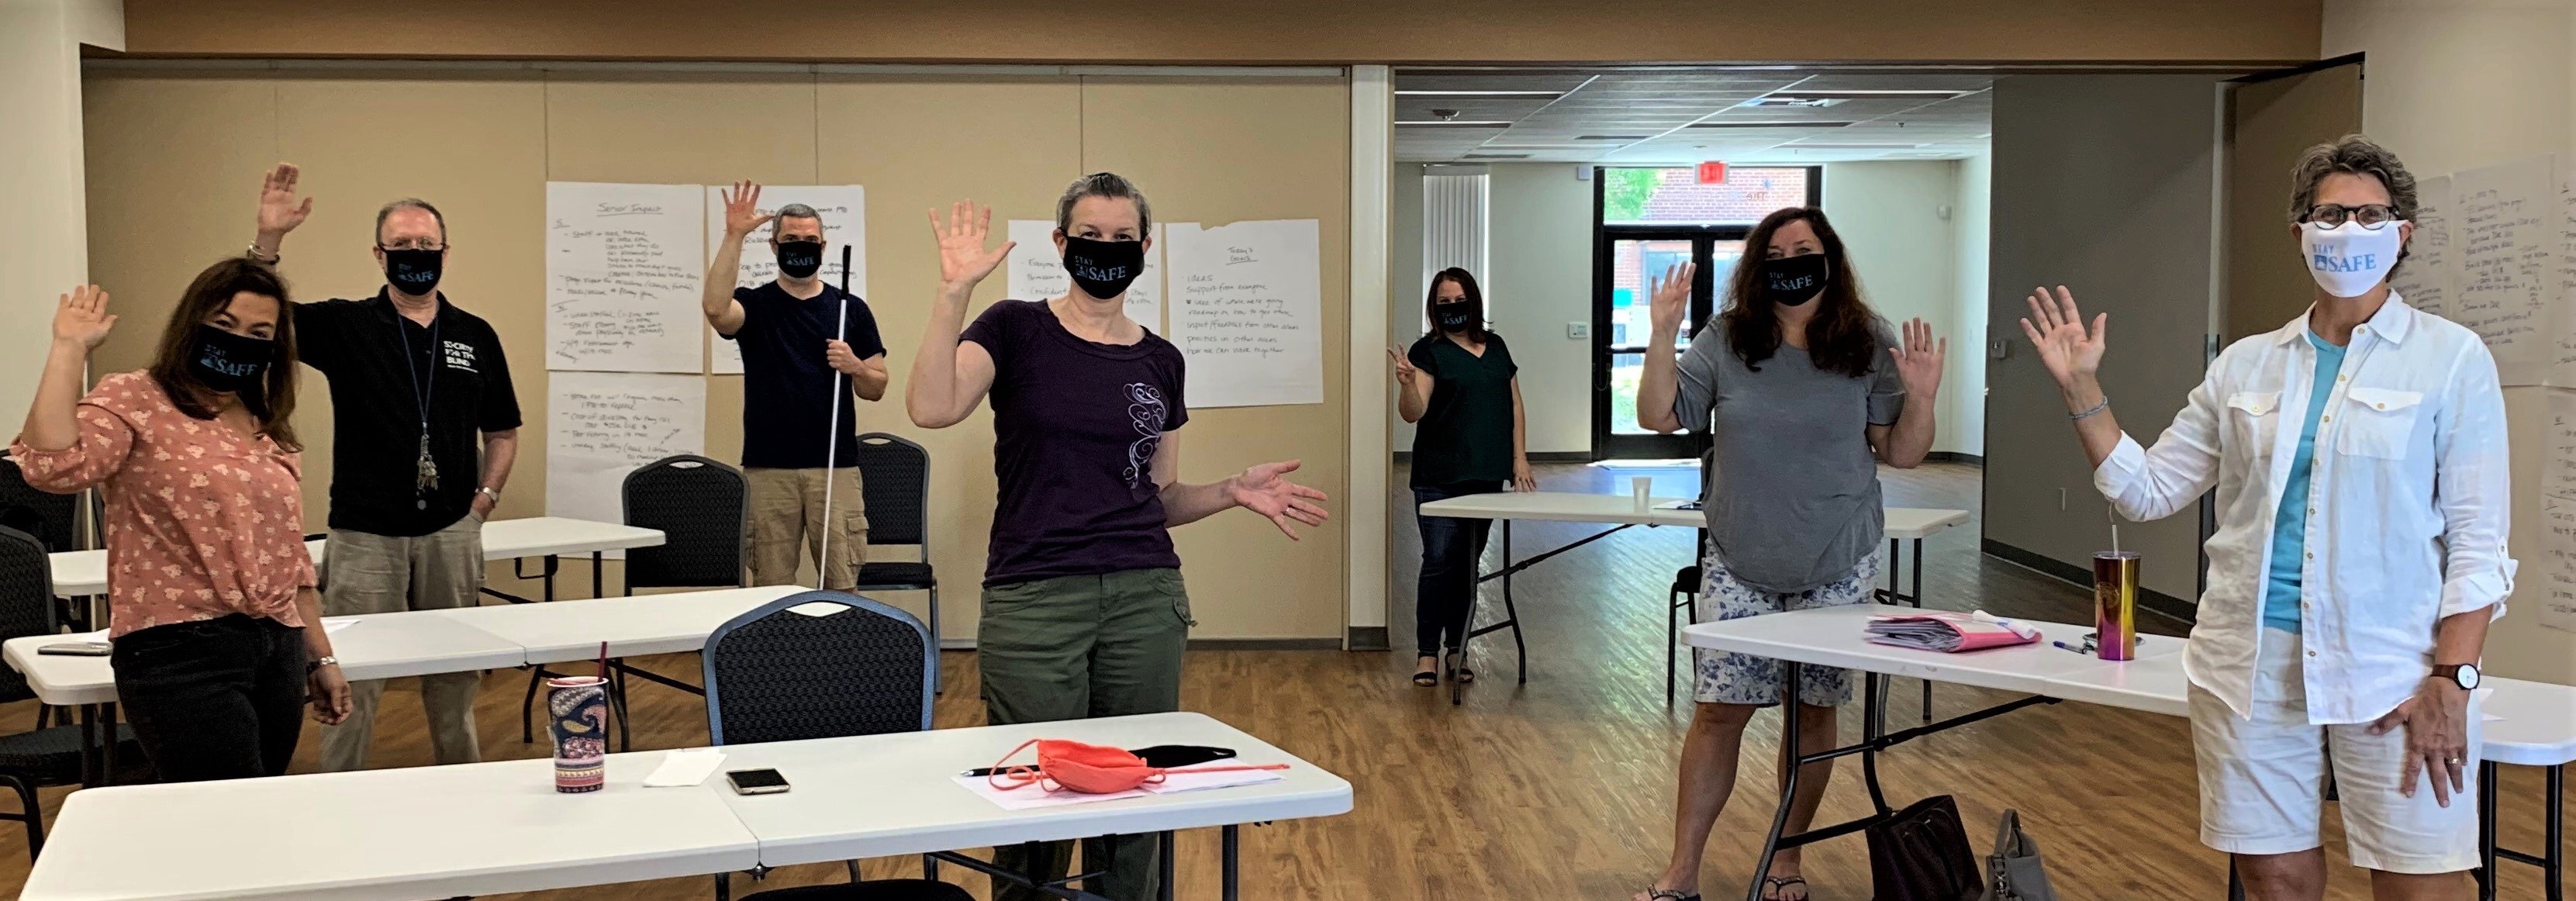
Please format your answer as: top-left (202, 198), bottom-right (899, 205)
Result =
top-left (1594, 231), bottom-right (1742, 459)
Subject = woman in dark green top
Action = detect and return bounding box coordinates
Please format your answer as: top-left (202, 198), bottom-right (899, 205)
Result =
top-left (1392, 268), bottom-right (1534, 687)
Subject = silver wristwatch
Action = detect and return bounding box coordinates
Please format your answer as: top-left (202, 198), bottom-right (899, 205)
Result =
top-left (308, 654), bottom-right (340, 674)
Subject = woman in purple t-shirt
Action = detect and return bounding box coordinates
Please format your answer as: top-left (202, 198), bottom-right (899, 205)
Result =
top-left (904, 173), bottom-right (1328, 901)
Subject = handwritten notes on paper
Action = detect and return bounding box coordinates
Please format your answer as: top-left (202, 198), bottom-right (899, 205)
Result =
top-left (2547, 389), bottom-right (2576, 633)
top-left (703, 185), bottom-right (866, 375)
top-left (545, 182), bottom-right (706, 374)
top-left (2558, 169), bottom-right (2576, 386)
top-left (544, 372), bottom-right (706, 526)
top-left (2392, 174), bottom-right (2451, 319)
top-left (2552, 389), bottom-right (2576, 503)
top-left (1007, 220), bottom-right (1166, 330)
top-left (1162, 219), bottom-right (1324, 408)
top-left (2452, 157), bottom-right (2552, 384)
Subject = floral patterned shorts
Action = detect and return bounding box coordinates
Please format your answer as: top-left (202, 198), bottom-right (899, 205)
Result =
top-left (1691, 548), bottom-right (1882, 707)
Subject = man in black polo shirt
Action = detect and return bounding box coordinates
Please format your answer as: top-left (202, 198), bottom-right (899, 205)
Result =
top-left (250, 164), bottom-right (520, 770)
top-left (702, 182), bottom-right (885, 589)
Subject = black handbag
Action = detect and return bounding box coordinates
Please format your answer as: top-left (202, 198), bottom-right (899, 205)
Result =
top-left (1866, 795), bottom-right (1985, 901)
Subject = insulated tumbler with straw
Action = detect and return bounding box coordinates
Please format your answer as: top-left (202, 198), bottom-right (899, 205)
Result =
top-left (2094, 512), bottom-right (2139, 661)
top-left (547, 675), bottom-right (609, 792)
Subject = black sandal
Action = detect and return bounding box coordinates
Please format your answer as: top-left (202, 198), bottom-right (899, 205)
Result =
top-left (1445, 650), bottom-right (1475, 684)
top-left (1761, 876), bottom-right (1808, 901)
top-left (1412, 654), bottom-right (1439, 687)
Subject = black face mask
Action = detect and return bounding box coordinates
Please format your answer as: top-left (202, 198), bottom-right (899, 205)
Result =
top-left (188, 324), bottom-right (274, 395)
top-left (1062, 234), bottom-right (1145, 300)
top-left (382, 247), bottom-right (444, 297)
top-left (1435, 304), bottom-right (1474, 333)
top-left (774, 240), bottom-right (824, 279)
top-left (1758, 253), bottom-right (1829, 307)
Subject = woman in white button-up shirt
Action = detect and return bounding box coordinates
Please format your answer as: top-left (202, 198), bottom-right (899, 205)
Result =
top-left (2022, 135), bottom-right (2512, 900)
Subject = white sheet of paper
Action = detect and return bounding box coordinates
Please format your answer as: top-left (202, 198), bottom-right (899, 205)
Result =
top-left (320, 618), bottom-right (358, 634)
top-left (2451, 156), bottom-right (2554, 385)
top-left (704, 185), bottom-right (867, 375)
top-left (1006, 220), bottom-right (1164, 331)
top-left (953, 768), bottom-right (1285, 811)
top-left (2393, 174), bottom-right (2451, 319)
top-left (1162, 219), bottom-right (1324, 408)
top-left (2544, 495), bottom-right (2576, 634)
top-left (643, 748), bottom-right (727, 788)
top-left (2557, 166), bottom-right (2576, 386)
top-left (545, 182), bottom-right (707, 374)
top-left (544, 372), bottom-right (708, 526)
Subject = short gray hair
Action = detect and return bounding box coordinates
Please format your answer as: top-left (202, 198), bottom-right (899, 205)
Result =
top-left (2288, 134), bottom-right (2418, 224)
top-left (774, 202), bottom-right (821, 226)
top-left (375, 198), bottom-right (446, 244)
top-left (1055, 172), bottom-right (1152, 235)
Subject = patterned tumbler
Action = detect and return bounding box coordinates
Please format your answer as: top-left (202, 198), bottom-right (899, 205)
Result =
top-left (2093, 551), bottom-right (2140, 661)
top-left (548, 675), bottom-right (609, 792)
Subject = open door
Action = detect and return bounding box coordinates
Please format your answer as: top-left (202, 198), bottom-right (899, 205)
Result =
top-left (2223, 54), bottom-right (2365, 347)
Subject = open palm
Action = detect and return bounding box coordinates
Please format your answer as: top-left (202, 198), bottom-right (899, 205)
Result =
top-left (1648, 261), bottom-right (1695, 337)
top-left (721, 181), bottom-right (774, 237)
top-left (2018, 285), bottom-right (2106, 389)
top-left (257, 163), bottom-right (313, 236)
top-left (52, 285), bottom-right (116, 350)
top-left (1230, 460), bottom-right (1331, 540)
top-left (928, 200), bottom-right (1014, 290)
top-left (1888, 317), bottom-right (1947, 396)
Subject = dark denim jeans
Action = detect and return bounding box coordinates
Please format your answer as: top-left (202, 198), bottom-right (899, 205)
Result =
top-left (111, 614), bottom-right (308, 782)
top-left (1413, 481), bottom-right (1504, 656)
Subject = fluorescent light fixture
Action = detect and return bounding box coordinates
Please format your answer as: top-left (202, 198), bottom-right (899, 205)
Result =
top-left (1576, 134), bottom-right (1650, 140)
top-left (1395, 90), bottom-right (1566, 98)
top-left (1462, 153), bottom-right (1532, 159)
top-left (1397, 120), bottom-right (1514, 127)
top-left (1687, 120), bottom-right (1856, 129)
top-left (1769, 90), bottom-right (1974, 100)
top-left (1789, 142), bottom-right (1928, 149)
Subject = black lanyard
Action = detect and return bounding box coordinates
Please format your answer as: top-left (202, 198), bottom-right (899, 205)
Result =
top-left (393, 309), bottom-right (441, 508)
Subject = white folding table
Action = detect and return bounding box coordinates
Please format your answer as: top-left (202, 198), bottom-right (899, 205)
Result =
top-left (43, 516), bottom-right (665, 601)
top-left (441, 585), bottom-right (805, 747)
top-left (17, 712), bottom-right (1352, 901)
top-left (1416, 491), bottom-right (1968, 706)
top-left (1683, 604), bottom-right (2574, 901)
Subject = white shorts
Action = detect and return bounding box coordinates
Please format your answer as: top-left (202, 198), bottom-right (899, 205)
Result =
top-left (2188, 630), bottom-right (2482, 874)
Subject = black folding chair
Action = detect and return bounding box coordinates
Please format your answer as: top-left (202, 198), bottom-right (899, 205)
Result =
top-left (701, 590), bottom-right (963, 901)
top-left (520, 455), bottom-right (748, 750)
top-left (0, 457), bottom-right (92, 631)
top-left (0, 526), bottom-right (140, 858)
top-left (847, 434), bottom-right (942, 692)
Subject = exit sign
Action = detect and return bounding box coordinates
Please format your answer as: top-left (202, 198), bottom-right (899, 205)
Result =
top-left (1696, 161), bottom-right (1728, 185)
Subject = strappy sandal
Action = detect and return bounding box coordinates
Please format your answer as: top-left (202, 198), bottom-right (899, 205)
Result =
top-left (1638, 889), bottom-right (1699, 901)
top-left (1761, 875), bottom-right (1808, 901)
top-left (1445, 650), bottom-right (1476, 684)
top-left (1412, 654), bottom-right (1439, 687)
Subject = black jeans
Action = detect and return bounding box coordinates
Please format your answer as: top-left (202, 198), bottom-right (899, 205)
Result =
top-left (112, 615), bottom-right (309, 782)
top-left (1413, 481), bottom-right (1503, 656)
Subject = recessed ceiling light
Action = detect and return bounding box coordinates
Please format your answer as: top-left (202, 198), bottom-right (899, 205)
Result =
top-left (1397, 120), bottom-right (1514, 127)
top-left (1770, 90), bottom-right (1974, 100)
top-left (1462, 153), bottom-right (1533, 159)
top-left (1687, 121), bottom-right (1856, 129)
top-left (1575, 135), bottom-right (1650, 140)
top-left (1790, 142), bottom-right (1929, 149)
top-left (1740, 97), bottom-right (1842, 108)
top-left (1396, 90), bottom-right (1566, 99)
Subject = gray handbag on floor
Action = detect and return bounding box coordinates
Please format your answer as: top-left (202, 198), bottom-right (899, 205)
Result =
top-left (1980, 810), bottom-right (2058, 901)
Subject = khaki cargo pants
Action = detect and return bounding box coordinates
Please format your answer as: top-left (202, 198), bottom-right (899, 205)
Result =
top-left (744, 466), bottom-right (868, 589)
top-left (317, 512), bottom-right (485, 771)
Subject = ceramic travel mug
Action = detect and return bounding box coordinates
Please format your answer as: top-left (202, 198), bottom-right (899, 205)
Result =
top-left (2093, 551), bottom-right (2140, 661)
top-left (548, 675), bottom-right (609, 792)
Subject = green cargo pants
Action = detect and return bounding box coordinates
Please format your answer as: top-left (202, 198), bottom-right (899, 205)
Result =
top-left (980, 568), bottom-right (1192, 901)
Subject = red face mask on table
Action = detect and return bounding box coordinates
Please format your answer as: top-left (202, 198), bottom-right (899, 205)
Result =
top-left (987, 738), bottom-right (1287, 794)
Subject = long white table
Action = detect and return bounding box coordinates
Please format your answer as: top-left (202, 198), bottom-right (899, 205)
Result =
top-left (1417, 491), bottom-right (1970, 706)
top-left (18, 713), bottom-right (1352, 901)
top-left (1683, 605), bottom-right (2575, 901)
top-left (44, 516), bottom-right (665, 599)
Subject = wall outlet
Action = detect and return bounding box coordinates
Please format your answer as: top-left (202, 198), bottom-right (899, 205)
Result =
top-left (1566, 321), bottom-right (1590, 339)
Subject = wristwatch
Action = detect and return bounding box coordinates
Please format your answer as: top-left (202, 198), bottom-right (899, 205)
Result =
top-left (308, 654), bottom-right (340, 674)
top-left (2431, 662), bottom-right (2481, 691)
top-left (477, 486), bottom-right (502, 504)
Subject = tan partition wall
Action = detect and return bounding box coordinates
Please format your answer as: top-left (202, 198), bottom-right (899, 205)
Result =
top-left (81, 67), bottom-right (1352, 642)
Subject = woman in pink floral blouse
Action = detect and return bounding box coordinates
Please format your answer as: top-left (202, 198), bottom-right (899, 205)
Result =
top-left (10, 259), bottom-right (350, 782)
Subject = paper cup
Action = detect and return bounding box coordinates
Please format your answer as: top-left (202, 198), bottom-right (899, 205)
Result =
top-left (547, 675), bottom-right (609, 793)
top-left (1632, 476), bottom-right (1652, 511)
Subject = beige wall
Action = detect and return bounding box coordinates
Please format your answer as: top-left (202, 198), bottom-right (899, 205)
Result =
top-left (1484, 164), bottom-right (1597, 455)
top-left (80, 67), bottom-right (1352, 642)
top-left (2324, 0), bottom-right (2576, 685)
top-left (1822, 160), bottom-right (1984, 457)
top-left (113, 0), bottom-right (2323, 66)
top-left (0, 0), bottom-right (119, 438)
top-left (1952, 154), bottom-right (1994, 457)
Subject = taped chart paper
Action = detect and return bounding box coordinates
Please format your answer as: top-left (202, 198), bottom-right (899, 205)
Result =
top-left (1006, 220), bottom-right (1165, 331)
top-left (2451, 157), bottom-right (2552, 385)
top-left (1162, 219), bottom-right (1324, 408)
top-left (2391, 174), bottom-right (2451, 319)
top-left (2545, 495), bottom-right (2576, 634)
top-left (546, 182), bottom-right (706, 374)
top-left (704, 185), bottom-right (867, 375)
top-left (2557, 167), bottom-right (2576, 386)
top-left (545, 372), bottom-right (706, 526)
top-left (2550, 388), bottom-right (2576, 505)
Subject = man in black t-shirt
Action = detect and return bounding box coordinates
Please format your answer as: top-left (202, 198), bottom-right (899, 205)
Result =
top-left (250, 164), bottom-right (520, 771)
top-left (702, 182), bottom-right (886, 589)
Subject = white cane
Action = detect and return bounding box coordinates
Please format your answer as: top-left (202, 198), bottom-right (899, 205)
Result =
top-left (817, 243), bottom-right (854, 591)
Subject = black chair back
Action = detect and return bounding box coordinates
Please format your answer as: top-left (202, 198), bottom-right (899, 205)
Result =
top-left (621, 454), bottom-right (748, 591)
top-left (701, 590), bottom-right (934, 746)
top-left (0, 457), bottom-right (81, 554)
top-left (0, 527), bottom-right (61, 706)
top-left (851, 433), bottom-right (928, 548)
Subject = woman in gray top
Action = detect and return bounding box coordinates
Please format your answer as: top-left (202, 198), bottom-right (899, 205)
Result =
top-left (1630, 206), bottom-right (1946, 901)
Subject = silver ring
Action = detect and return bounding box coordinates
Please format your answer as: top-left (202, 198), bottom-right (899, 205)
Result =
top-left (2447, 757), bottom-right (2464, 765)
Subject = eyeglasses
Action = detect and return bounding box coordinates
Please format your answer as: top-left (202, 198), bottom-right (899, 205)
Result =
top-left (377, 240), bottom-right (447, 252)
top-left (2301, 203), bottom-right (2398, 229)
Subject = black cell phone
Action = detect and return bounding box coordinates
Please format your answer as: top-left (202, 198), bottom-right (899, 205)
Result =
top-left (726, 768), bottom-right (789, 795)
top-left (37, 642), bottom-right (112, 657)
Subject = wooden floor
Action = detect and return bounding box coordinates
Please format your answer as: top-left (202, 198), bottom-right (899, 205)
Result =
top-left (0, 461), bottom-right (2560, 899)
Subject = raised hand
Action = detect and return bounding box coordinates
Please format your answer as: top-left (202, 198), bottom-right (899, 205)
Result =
top-left (1648, 261), bottom-right (1695, 337)
top-left (1888, 317), bottom-right (1947, 397)
top-left (51, 285), bottom-right (116, 350)
top-left (1387, 347), bottom-right (1419, 385)
top-left (928, 200), bottom-right (1015, 295)
top-left (721, 181), bottom-right (774, 238)
top-left (1228, 459), bottom-right (1331, 540)
top-left (2018, 285), bottom-right (2107, 391)
top-left (256, 163), bottom-right (313, 240)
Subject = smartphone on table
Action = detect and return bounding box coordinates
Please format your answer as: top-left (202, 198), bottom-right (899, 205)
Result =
top-left (726, 768), bottom-right (790, 795)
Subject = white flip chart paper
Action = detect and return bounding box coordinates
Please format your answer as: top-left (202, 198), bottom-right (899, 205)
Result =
top-left (544, 371), bottom-right (706, 526)
top-left (545, 182), bottom-right (706, 374)
top-left (1161, 219), bottom-right (1324, 409)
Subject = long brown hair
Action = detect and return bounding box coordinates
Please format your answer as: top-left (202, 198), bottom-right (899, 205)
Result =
top-left (1719, 206), bottom-right (1880, 378)
top-left (147, 258), bottom-right (301, 450)
top-left (1425, 267), bottom-right (1491, 343)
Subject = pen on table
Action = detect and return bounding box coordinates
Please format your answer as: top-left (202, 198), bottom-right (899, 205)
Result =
top-left (2052, 640), bottom-right (2088, 654)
